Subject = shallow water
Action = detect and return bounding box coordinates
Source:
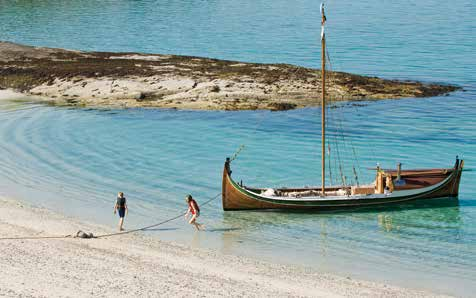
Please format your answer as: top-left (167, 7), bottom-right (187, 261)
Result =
top-left (0, 0), bottom-right (475, 296)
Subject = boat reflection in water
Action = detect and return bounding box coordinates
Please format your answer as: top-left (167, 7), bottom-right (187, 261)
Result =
top-left (374, 197), bottom-right (461, 233)
top-left (218, 196), bottom-right (462, 259)
top-left (221, 196), bottom-right (461, 230)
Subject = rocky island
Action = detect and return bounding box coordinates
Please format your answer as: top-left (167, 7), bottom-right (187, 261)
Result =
top-left (0, 41), bottom-right (459, 110)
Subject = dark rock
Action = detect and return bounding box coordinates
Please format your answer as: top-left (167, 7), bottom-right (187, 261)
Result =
top-left (268, 102), bottom-right (297, 111)
top-left (76, 230), bottom-right (94, 239)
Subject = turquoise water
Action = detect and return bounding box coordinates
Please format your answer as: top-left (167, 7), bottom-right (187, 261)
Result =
top-left (1, 0), bottom-right (475, 296)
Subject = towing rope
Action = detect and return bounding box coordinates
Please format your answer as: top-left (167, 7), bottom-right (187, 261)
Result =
top-left (0, 234), bottom-right (74, 241)
top-left (96, 192), bottom-right (220, 238)
top-left (0, 192), bottom-right (221, 241)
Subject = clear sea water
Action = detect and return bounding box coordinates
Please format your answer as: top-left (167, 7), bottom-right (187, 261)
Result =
top-left (0, 0), bottom-right (475, 296)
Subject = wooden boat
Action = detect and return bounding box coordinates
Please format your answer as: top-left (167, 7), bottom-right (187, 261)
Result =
top-left (221, 3), bottom-right (464, 211)
top-left (222, 158), bottom-right (463, 210)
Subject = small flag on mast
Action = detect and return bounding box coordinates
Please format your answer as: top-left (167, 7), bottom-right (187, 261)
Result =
top-left (320, 3), bottom-right (326, 40)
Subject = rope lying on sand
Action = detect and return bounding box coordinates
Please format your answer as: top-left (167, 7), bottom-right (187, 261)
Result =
top-left (0, 192), bottom-right (221, 241)
top-left (0, 234), bottom-right (75, 241)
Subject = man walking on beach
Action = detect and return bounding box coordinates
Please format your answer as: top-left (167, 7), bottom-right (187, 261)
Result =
top-left (114, 192), bottom-right (128, 231)
top-left (185, 194), bottom-right (203, 231)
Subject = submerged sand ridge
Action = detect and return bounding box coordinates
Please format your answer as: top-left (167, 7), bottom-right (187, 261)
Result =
top-left (0, 41), bottom-right (459, 110)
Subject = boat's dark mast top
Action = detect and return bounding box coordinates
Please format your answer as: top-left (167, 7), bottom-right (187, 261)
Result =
top-left (321, 3), bottom-right (326, 196)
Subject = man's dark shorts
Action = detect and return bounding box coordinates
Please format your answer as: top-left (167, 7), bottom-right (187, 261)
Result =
top-left (118, 208), bottom-right (126, 218)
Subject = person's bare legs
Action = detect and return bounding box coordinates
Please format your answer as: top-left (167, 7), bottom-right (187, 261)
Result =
top-left (189, 214), bottom-right (203, 230)
top-left (119, 217), bottom-right (124, 231)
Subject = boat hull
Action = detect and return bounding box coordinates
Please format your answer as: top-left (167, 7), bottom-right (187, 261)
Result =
top-left (222, 159), bottom-right (463, 211)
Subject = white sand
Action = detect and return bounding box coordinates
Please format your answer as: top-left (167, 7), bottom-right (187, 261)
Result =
top-left (0, 90), bottom-right (26, 100)
top-left (0, 196), bottom-right (450, 297)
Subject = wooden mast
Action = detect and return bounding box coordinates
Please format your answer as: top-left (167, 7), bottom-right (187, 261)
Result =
top-left (321, 3), bottom-right (326, 196)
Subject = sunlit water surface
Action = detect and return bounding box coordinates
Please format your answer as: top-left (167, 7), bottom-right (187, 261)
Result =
top-left (0, 0), bottom-right (475, 296)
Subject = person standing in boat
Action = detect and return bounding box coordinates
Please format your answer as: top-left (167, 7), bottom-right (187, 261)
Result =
top-left (385, 174), bottom-right (394, 195)
top-left (185, 194), bottom-right (203, 231)
top-left (114, 192), bottom-right (128, 231)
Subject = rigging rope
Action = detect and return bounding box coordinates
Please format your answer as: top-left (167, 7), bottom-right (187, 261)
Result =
top-left (323, 53), bottom-right (346, 186)
top-left (326, 45), bottom-right (376, 181)
top-left (228, 109), bottom-right (268, 162)
top-left (0, 192), bottom-right (221, 241)
top-left (324, 44), bottom-right (365, 186)
top-left (327, 143), bottom-right (333, 185)
top-left (230, 144), bottom-right (245, 162)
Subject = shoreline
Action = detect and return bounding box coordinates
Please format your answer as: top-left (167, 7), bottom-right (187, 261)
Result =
top-left (0, 195), bottom-right (451, 297)
top-left (0, 41), bottom-right (460, 111)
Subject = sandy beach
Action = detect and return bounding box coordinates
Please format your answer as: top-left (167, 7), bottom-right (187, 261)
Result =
top-left (0, 196), bottom-right (451, 298)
